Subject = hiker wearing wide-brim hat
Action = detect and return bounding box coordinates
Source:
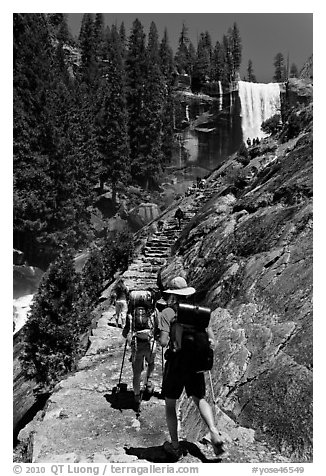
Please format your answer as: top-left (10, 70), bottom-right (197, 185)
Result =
top-left (159, 276), bottom-right (225, 461)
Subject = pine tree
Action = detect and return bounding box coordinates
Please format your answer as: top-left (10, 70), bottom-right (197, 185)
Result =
top-left (160, 28), bottom-right (175, 162)
top-left (95, 24), bottom-right (130, 202)
top-left (230, 22), bottom-right (242, 77)
top-left (247, 59), bottom-right (257, 82)
top-left (78, 13), bottom-right (98, 84)
top-left (126, 18), bottom-right (148, 181)
top-left (273, 52), bottom-right (287, 82)
top-left (93, 13), bottom-right (105, 56)
top-left (222, 33), bottom-right (233, 84)
top-left (141, 21), bottom-right (165, 188)
top-left (290, 62), bottom-right (299, 78)
top-left (174, 23), bottom-right (190, 74)
top-left (211, 40), bottom-right (224, 82)
top-left (187, 42), bottom-right (196, 75)
top-left (159, 28), bottom-right (174, 79)
top-left (192, 32), bottom-right (212, 92)
top-left (119, 22), bottom-right (127, 59)
top-left (21, 248), bottom-right (80, 389)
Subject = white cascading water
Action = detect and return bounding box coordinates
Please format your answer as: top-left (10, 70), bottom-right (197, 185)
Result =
top-left (218, 81), bottom-right (223, 111)
top-left (238, 80), bottom-right (281, 141)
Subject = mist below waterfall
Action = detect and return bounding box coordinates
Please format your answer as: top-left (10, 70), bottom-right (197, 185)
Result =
top-left (238, 80), bottom-right (281, 141)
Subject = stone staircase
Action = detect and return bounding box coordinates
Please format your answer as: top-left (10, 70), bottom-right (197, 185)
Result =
top-left (118, 180), bottom-right (222, 293)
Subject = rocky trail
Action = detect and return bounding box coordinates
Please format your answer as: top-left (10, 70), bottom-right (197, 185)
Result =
top-left (17, 174), bottom-right (293, 465)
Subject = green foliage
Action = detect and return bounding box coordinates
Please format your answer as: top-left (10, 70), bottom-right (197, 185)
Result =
top-left (261, 114), bottom-right (282, 135)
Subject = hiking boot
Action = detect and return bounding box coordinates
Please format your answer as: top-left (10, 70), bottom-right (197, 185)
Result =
top-left (163, 441), bottom-right (182, 461)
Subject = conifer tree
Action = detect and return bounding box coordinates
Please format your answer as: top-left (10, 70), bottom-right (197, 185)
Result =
top-left (159, 28), bottom-right (174, 79)
top-left (126, 18), bottom-right (148, 181)
top-left (93, 13), bottom-right (105, 56)
top-left (211, 40), bottom-right (224, 82)
top-left (273, 52), bottom-right (287, 82)
top-left (222, 33), bottom-right (233, 84)
top-left (95, 24), bottom-right (130, 201)
top-left (160, 28), bottom-right (175, 162)
top-left (192, 31), bottom-right (212, 91)
top-left (141, 21), bottom-right (165, 187)
top-left (187, 42), bottom-right (196, 75)
top-left (230, 22), bottom-right (242, 77)
top-left (175, 22), bottom-right (191, 74)
top-left (290, 62), bottom-right (299, 78)
top-left (21, 248), bottom-right (80, 389)
top-left (247, 59), bottom-right (257, 82)
top-left (78, 13), bottom-right (98, 84)
top-left (119, 22), bottom-right (127, 59)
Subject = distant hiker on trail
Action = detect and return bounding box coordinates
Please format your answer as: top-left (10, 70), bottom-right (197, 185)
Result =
top-left (157, 220), bottom-right (165, 232)
top-left (174, 207), bottom-right (184, 230)
top-left (122, 290), bottom-right (160, 412)
top-left (111, 278), bottom-right (129, 328)
top-left (159, 276), bottom-right (224, 461)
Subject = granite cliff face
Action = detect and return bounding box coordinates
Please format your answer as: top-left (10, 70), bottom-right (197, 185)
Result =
top-left (160, 100), bottom-right (313, 460)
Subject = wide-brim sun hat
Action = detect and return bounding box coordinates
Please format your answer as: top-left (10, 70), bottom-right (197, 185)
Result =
top-left (164, 276), bottom-right (196, 296)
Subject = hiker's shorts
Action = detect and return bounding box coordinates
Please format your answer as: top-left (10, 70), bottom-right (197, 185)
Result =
top-left (162, 353), bottom-right (206, 399)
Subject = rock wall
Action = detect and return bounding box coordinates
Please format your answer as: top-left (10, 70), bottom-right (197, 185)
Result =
top-left (160, 105), bottom-right (313, 460)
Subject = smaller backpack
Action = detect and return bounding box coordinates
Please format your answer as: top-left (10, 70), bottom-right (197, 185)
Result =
top-left (129, 290), bottom-right (156, 341)
top-left (176, 303), bottom-right (214, 373)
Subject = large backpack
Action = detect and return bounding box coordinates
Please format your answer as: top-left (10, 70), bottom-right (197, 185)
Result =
top-left (175, 303), bottom-right (214, 373)
top-left (129, 290), bottom-right (156, 341)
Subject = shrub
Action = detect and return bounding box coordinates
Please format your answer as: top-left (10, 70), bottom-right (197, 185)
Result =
top-left (261, 114), bottom-right (282, 135)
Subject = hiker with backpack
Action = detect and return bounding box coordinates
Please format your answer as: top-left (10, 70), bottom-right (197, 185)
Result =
top-left (159, 276), bottom-right (224, 461)
top-left (174, 207), bottom-right (184, 230)
top-left (111, 278), bottom-right (129, 328)
top-left (122, 290), bottom-right (159, 412)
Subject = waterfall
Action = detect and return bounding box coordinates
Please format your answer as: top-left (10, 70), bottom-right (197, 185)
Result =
top-left (238, 80), bottom-right (281, 141)
top-left (218, 81), bottom-right (223, 111)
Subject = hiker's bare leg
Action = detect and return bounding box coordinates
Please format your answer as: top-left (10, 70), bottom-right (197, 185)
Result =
top-left (145, 345), bottom-right (156, 384)
top-left (191, 396), bottom-right (222, 443)
top-left (165, 398), bottom-right (179, 447)
top-left (120, 301), bottom-right (128, 328)
top-left (132, 351), bottom-right (143, 397)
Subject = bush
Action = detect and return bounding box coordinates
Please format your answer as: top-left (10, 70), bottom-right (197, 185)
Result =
top-left (102, 230), bottom-right (135, 281)
top-left (261, 114), bottom-right (282, 135)
top-left (286, 112), bottom-right (302, 139)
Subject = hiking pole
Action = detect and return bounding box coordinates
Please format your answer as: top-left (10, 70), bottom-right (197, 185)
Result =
top-left (208, 370), bottom-right (216, 404)
top-left (117, 338), bottom-right (128, 391)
